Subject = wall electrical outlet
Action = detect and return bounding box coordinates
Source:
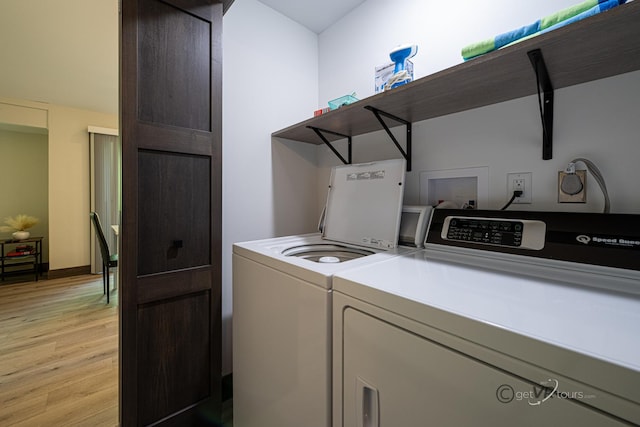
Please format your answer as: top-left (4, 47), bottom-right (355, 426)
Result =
top-left (506, 172), bottom-right (532, 204)
top-left (558, 170), bottom-right (586, 203)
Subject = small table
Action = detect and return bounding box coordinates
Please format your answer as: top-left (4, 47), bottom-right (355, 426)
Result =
top-left (0, 236), bottom-right (43, 281)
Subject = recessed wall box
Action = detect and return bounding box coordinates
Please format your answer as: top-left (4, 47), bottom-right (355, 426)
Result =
top-left (419, 167), bottom-right (489, 209)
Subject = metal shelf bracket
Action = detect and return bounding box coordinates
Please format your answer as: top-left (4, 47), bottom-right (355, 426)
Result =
top-left (307, 126), bottom-right (352, 165)
top-left (364, 106), bottom-right (412, 171)
top-left (528, 49), bottom-right (554, 160)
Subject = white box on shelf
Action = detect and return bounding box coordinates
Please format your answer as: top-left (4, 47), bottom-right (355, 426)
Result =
top-left (375, 60), bottom-right (414, 93)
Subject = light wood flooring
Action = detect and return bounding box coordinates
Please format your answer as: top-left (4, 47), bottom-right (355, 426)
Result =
top-left (0, 274), bottom-right (118, 426)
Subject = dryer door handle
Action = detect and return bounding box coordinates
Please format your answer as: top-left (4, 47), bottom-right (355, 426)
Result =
top-left (356, 377), bottom-right (379, 427)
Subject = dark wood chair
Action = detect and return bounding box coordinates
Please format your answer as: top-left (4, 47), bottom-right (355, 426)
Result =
top-left (90, 212), bottom-right (118, 304)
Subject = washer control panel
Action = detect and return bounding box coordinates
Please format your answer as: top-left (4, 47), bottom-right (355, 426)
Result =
top-left (427, 209), bottom-right (640, 274)
top-left (442, 216), bottom-right (546, 250)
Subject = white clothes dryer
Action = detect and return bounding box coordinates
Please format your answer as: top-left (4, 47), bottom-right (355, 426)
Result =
top-left (232, 159), bottom-right (419, 427)
top-left (332, 209), bottom-right (640, 426)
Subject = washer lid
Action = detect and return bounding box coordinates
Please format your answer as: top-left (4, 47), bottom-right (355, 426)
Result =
top-left (322, 159), bottom-right (406, 249)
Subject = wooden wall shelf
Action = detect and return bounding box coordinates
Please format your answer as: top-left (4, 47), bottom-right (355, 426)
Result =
top-left (272, 1), bottom-right (640, 157)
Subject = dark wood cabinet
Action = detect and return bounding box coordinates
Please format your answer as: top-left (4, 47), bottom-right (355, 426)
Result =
top-left (120, 0), bottom-right (223, 425)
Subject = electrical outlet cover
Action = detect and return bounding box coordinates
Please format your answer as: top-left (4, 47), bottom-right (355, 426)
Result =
top-left (507, 172), bottom-right (532, 204)
top-left (558, 170), bottom-right (586, 203)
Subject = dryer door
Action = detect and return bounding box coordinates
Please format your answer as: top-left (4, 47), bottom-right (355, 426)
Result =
top-left (340, 307), bottom-right (624, 426)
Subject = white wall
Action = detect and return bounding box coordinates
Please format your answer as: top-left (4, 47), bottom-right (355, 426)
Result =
top-left (318, 0), bottom-right (586, 105)
top-left (223, 0), bottom-right (640, 376)
top-left (222, 0), bottom-right (319, 374)
top-left (316, 0), bottom-right (640, 214)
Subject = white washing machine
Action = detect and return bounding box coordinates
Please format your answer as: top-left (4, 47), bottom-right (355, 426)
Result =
top-left (232, 159), bottom-right (422, 427)
top-left (332, 209), bottom-right (640, 426)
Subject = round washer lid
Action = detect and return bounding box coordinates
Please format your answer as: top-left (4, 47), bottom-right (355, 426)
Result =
top-left (322, 159), bottom-right (406, 250)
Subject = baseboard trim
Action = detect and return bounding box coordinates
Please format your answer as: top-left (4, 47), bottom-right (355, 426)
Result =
top-left (222, 373), bottom-right (232, 402)
top-left (47, 265), bottom-right (91, 279)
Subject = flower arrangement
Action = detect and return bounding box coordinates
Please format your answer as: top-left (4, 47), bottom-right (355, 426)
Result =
top-left (0, 214), bottom-right (39, 233)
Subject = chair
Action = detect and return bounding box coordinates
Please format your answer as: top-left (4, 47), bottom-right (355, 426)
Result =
top-left (90, 212), bottom-right (118, 304)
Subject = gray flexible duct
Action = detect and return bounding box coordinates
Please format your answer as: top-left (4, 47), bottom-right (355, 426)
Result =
top-left (570, 158), bottom-right (611, 213)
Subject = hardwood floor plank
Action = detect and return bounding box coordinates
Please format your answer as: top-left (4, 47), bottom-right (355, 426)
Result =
top-left (46, 367), bottom-right (117, 407)
top-left (1, 334), bottom-right (117, 386)
top-left (0, 359), bottom-right (113, 408)
top-left (0, 274), bottom-right (118, 426)
top-left (0, 393), bottom-right (47, 426)
top-left (11, 384), bottom-right (118, 427)
top-left (75, 405), bottom-right (119, 427)
top-left (0, 342), bottom-right (56, 370)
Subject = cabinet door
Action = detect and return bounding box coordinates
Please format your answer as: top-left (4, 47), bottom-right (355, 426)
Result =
top-left (120, 0), bottom-right (222, 425)
top-left (341, 308), bottom-right (624, 427)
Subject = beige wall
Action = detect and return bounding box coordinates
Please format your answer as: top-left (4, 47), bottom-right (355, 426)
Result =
top-left (1, 97), bottom-right (118, 271)
top-left (0, 127), bottom-right (49, 262)
top-left (48, 104), bottom-right (117, 271)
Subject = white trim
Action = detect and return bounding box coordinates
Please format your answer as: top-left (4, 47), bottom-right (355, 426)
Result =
top-left (89, 132), bottom-right (97, 274)
top-left (88, 125), bottom-right (118, 136)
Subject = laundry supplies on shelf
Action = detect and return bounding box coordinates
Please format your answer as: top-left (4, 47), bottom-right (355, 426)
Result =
top-left (461, 0), bottom-right (627, 60)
